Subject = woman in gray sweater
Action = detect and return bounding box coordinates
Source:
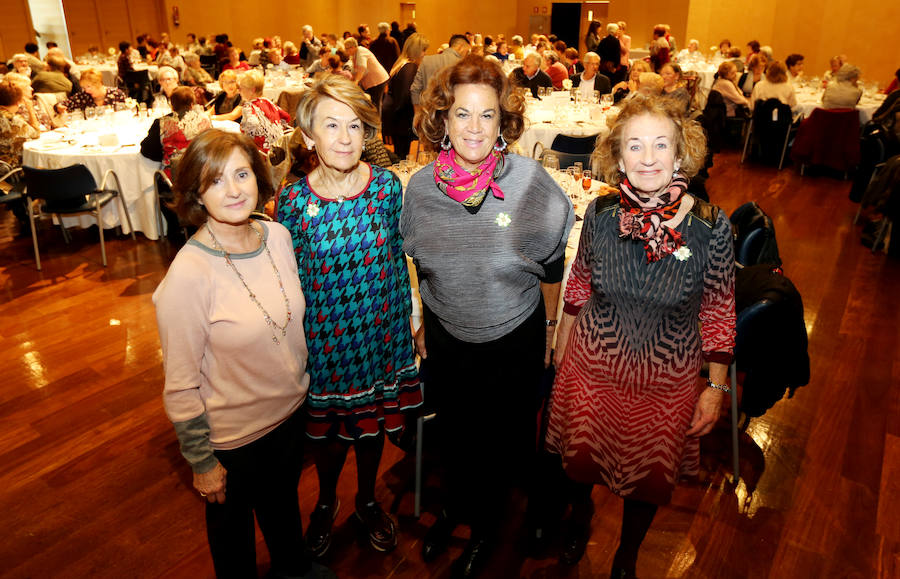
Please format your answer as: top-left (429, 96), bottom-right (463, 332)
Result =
top-left (401, 54), bottom-right (574, 576)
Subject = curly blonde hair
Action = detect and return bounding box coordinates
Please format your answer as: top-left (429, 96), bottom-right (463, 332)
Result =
top-left (414, 54), bottom-right (525, 151)
top-left (593, 95), bottom-right (707, 186)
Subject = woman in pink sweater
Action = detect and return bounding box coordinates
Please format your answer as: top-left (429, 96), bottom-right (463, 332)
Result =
top-left (154, 130), bottom-right (330, 578)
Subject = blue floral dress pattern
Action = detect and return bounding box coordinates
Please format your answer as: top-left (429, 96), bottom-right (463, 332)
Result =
top-left (278, 164), bottom-right (421, 440)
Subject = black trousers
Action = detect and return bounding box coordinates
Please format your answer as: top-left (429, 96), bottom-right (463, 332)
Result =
top-left (205, 411), bottom-right (310, 578)
top-left (423, 302), bottom-right (545, 537)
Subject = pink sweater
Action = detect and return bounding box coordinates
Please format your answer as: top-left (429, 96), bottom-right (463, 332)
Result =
top-left (154, 222), bottom-right (310, 452)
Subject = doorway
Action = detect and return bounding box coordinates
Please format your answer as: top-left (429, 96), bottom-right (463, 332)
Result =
top-left (551, 3), bottom-right (580, 52)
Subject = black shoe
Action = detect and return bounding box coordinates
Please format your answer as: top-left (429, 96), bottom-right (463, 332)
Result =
top-left (354, 498), bottom-right (397, 552)
top-left (559, 521), bottom-right (591, 566)
top-left (609, 566), bottom-right (638, 579)
top-left (305, 499), bottom-right (339, 558)
top-left (422, 510), bottom-right (456, 562)
top-left (450, 537), bottom-right (492, 578)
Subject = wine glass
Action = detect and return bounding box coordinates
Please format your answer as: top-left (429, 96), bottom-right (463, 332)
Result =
top-left (582, 170), bottom-right (593, 193)
top-left (542, 154), bottom-right (559, 174)
top-left (572, 162), bottom-right (583, 184)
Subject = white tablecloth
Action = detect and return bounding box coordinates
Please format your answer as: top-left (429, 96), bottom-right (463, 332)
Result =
top-left (513, 95), bottom-right (612, 160)
top-left (794, 87), bottom-right (885, 125)
top-left (22, 115), bottom-right (240, 240)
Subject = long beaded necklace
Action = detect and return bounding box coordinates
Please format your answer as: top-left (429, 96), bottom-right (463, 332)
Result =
top-left (206, 222), bottom-right (293, 345)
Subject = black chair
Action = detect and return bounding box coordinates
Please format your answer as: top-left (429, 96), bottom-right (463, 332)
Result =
top-left (23, 165), bottom-right (135, 270)
top-left (702, 89), bottom-right (727, 154)
top-left (741, 98), bottom-right (797, 170)
top-left (199, 54), bottom-right (219, 78)
top-left (122, 69), bottom-right (152, 105)
top-left (730, 202), bottom-right (781, 267)
top-left (534, 133), bottom-right (599, 170)
top-left (1, 164), bottom-right (41, 268)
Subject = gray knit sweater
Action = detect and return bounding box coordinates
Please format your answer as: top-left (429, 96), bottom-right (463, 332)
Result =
top-left (401, 154), bottom-right (574, 342)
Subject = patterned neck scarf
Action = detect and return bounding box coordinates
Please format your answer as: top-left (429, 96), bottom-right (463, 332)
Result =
top-left (433, 149), bottom-right (505, 208)
top-left (617, 173), bottom-right (688, 262)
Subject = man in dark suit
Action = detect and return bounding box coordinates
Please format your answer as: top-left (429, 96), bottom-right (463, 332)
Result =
top-left (510, 52), bottom-right (553, 98)
top-left (569, 52), bottom-right (611, 102)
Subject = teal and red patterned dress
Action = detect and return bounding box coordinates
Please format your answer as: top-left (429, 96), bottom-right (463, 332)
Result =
top-left (278, 164), bottom-right (422, 441)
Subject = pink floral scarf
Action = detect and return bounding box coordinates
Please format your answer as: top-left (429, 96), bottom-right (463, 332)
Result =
top-left (617, 173), bottom-right (688, 262)
top-left (433, 149), bottom-right (505, 207)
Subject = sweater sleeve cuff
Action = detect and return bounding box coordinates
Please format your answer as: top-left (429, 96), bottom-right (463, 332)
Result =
top-left (172, 413), bottom-right (219, 473)
top-left (539, 254), bottom-right (566, 283)
top-left (704, 351), bottom-right (734, 365)
top-left (563, 301), bottom-right (583, 316)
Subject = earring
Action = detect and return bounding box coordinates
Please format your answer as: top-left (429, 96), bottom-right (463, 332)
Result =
top-left (673, 162), bottom-right (681, 177)
top-left (493, 134), bottom-right (508, 152)
top-left (441, 134), bottom-right (452, 150)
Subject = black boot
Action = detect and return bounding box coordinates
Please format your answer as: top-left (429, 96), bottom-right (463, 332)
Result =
top-left (422, 509), bottom-right (456, 562)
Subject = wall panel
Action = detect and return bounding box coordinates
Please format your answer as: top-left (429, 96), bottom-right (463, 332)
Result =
top-left (0, 0), bottom-right (35, 61)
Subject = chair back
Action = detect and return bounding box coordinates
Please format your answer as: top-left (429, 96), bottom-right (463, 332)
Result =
top-left (730, 201), bottom-right (782, 267)
top-left (540, 133), bottom-right (598, 169)
top-left (750, 98), bottom-right (792, 164)
top-left (682, 72), bottom-right (700, 103)
top-left (123, 69), bottom-right (152, 104)
top-left (702, 89), bottom-right (727, 153)
top-left (790, 107), bottom-right (861, 172)
top-left (199, 55), bottom-right (219, 78)
top-left (23, 165), bottom-right (96, 211)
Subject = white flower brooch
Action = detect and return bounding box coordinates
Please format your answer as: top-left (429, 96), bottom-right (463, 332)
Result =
top-left (495, 212), bottom-right (511, 228)
top-left (673, 246), bottom-right (692, 261)
top-left (306, 202), bottom-right (321, 218)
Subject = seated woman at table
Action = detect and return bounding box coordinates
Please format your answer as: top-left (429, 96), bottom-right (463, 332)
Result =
top-left (750, 61), bottom-right (797, 112)
top-left (675, 39), bottom-right (702, 63)
top-left (325, 54), bottom-right (352, 79)
top-left (209, 70), bottom-right (242, 118)
top-left (181, 53), bottom-right (214, 87)
top-left (660, 62), bottom-right (691, 112)
top-left (222, 47), bottom-right (250, 72)
top-left (718, 39), bottom-right (732, 59)
top-left (543, 50), bottom-right (570, 90)
top-left (823, 56), bottom-right (844, 85)
top-left (31, 55), bottom-right (73, 95)
top-left (235, 70), bottom-right (290, 154)
top-left (711, 61), bottom-right (750, 117)
top-left (4, 73), bottom-right (42, 132)
top-left (62, 68), bottom-right (126, 112)
top-left (304, 47), bottom-right (333, 77)
top-left (402, 54), bottom-right (573, 576)
top-left (283, 42), bottom-right (301, 65)
top-left (141, 86), bottom-right (213, 178)
top-left (0, 80), bottom-right (40, 231)
top-left (545, 94), bottom-right (734, 575)
top-left (823, 64), bottom-right (863, 109)
top-left (612, 60), bottom-right (650, 103)
top-left (738, 53), bottom-right (765, 96)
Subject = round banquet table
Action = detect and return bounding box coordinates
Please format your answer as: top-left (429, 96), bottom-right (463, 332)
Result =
top-left (794, 86), bottom-right (885, 124)
top-left (513, 93), bottom-right (612, 160)
top-left (23, 114), bottom-right (240, 240)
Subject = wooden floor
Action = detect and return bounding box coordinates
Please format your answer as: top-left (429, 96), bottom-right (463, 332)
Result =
top-left (1, 150), bottom-right (898, 579)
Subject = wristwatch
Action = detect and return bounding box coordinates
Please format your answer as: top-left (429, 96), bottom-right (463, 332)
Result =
top-left (545, 319), bottom-right (558, 327)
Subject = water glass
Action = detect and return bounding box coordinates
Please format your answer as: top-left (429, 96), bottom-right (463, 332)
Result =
top-left (543, 154), bottom-right (559, 173)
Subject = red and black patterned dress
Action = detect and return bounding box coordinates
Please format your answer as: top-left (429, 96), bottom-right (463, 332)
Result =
top-left (545, 193), bottom-right (735, 505)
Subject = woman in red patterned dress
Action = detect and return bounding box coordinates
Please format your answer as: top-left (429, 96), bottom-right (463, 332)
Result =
top-left (545, 95), bottom-right (735, 578)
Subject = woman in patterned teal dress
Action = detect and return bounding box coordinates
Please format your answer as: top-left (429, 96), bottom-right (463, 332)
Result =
top-left (277, 76), bottom-right (421, 556)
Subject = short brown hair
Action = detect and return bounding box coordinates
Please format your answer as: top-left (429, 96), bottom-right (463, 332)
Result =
top-left (593, 95), bottom-right (707, 186)
top-left (765, 61), bottom-right (788, 83)
top-left (172, 130), bottom-right (273, 227)
top-left (415, 54), bottom-right (525, 150)
top-left (717, 61), bottom-right (736, 78)
top-left (170, 86), bottom-right (196, 115)
top-left (0, 80), bottom-right (23, 107)
top-left (295, 75), bottom-right (380, 140)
